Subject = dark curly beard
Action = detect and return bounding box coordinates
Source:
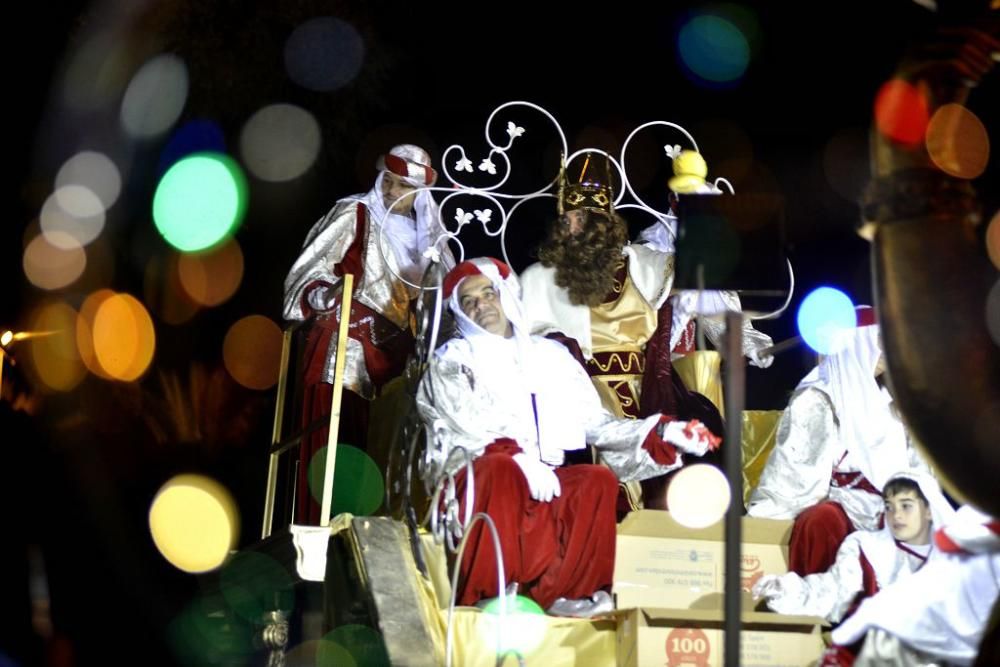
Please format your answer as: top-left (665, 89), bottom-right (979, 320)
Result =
top-left (537, 210), bottom-right (628, 306)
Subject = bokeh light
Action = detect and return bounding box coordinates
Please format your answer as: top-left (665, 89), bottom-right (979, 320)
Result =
top-left (925, 103), bottom-right (989, 179)
top-left (40, 186), bottom-right (106, 248)
top-left (149, 474), bottom-right (239, 573)
top-left (29, 302), bottom-right (86, 392)
top-left (284, 17), bottom-right (365, 92)
top-left (797, 287), bottom-right (856, 354)
top-left (152, 153), bottom-right (248, 252)
top-left (23, 232), bottom-right (86, 290)
top-left (220, 552), bottom-right (294, 622)
top-left (666, 464), bottom-right (731, 528)
top-left (307, 445), bottom-right (385, 517)
top-left (121, 54), bottom-right (189, 138)
top-left (284, 639), bottom-right (356, 667)
top-left (222, 315), bottom-right (282, 390)
top-left (56, 151), bottom-right (122, 210)
top-left (676, 211), bottom-right (741, 285)
top-left (676, 13), bottom-right (750, 86)
top-left (144, 254), bottom-right (201, 326)
top-left (168, 594), bottom-right (255, 666)
top-left (159, 119), bottom-right (227, 176)
top-left (478, 595), bottom-right (547, 656)
top-left (874, 79), bottom-right (929, 146)
top-left (324, 625), bottom-right (389, 667)
top-left (76, 289), bottom-right (116, 379)
top-left (91, 293), bottom-right (156, 381)
top-left (987, 210), bottom-right (1000, 271)
top-left (987, 279), bottom-right (1000, 348)
top-left (177, 240), bottom-right (244, 307)
top-left (240, 103), bottom-right (322, 182)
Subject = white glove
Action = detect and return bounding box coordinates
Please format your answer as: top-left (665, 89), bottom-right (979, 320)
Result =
top-left (658, 420), bottom-right (720, 456)
top-left (747, 347), bottom-right (774, 369)
top-left (512, 453), bottom-right (561, 502)
top-left (753, 573), bottom-right (805, 615)
top-left (751, 574), bottom-right (783, 601)
top-left (306, 285), bottom-right (337, 313)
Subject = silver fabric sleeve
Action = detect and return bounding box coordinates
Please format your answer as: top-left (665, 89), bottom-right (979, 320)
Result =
top-left (747, 387), bottom-right (839, 518)
top-left (768, 533), bottom-right (865, 622)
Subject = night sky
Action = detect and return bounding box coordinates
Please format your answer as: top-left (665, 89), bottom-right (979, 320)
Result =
top-left (2, 1), bottom-right (997, 665)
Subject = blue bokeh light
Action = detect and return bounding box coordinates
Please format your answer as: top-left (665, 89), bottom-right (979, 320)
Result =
top-left (797, 287), bottom-right (857, 354)
top-left (677, 14), bottom-right (750, 87)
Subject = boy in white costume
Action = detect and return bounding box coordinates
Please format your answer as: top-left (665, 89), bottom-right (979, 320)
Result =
top-left (752, 472), bottom-right (954, 624)
top-left (832, 504), bottom-right (1000, 666)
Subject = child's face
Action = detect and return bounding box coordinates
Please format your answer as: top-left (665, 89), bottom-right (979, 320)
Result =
top-left (884, 490), bottom-right (932, 544)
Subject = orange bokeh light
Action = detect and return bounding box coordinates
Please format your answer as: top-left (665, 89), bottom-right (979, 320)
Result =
top-left (76, 289), bottom-right (115, 379)
top-left (91, 293), bottom-right (156, 381)
top-left (30, 302), bottom-right (86, 392)
top-left (23, 232), bottom-right (87, 290)
top-left (987, 210), bottom-right (1000, 271)
top-left (925, 103), bottom-right (989, 180)
top-left (177, 239), bottom-right (244, 306)
top-left (222, 315), bottom-right (282, 390)
top-left (144, 254), bottom-right (200, 325)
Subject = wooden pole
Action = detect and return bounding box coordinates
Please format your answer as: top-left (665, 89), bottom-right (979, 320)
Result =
top-left (321, 274), bottom-right (355, 527)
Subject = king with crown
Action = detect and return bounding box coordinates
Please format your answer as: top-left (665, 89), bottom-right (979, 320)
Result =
top-left (519, 152), bottom-right (725, 510)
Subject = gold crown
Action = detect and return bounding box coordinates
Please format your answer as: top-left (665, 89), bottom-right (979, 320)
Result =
top-left (558, 152), bottom-right (615, 217)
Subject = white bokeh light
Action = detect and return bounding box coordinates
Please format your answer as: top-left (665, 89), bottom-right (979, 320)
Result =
top-left (56, 151), bottom-right (122, 210)
top-left (240, 103), bottom-right (322, 182)
top-left (666, 464), bottom-right (732, 529)
top-left (121, 54), bottom-right (189, 138)
top-left (40, 186), bottom-right (106, 248)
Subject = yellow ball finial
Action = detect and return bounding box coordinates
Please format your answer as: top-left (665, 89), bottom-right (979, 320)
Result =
top-left (668, 150), bottom-right (709, 194)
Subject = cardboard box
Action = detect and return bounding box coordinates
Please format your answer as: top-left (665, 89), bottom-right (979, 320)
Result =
top-left (616, 606), bottom-right (825, 667)
top-left (614, 510), bottom-right (793, 610)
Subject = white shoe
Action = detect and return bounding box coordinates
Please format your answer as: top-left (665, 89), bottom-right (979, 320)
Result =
top-left (546, 590), bottom-right (614, 618)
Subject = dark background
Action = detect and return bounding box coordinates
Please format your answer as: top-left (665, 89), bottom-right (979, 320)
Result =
top-left (1, 1), bottom-right (997, 665)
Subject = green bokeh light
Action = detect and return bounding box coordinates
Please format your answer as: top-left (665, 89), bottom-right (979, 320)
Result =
top-left (308, 445), bottom-right (385, 517)
top-left (478, 594), bottom-right (547, 656)
top-left (480, 594), bottom-right (545, 617)
top-left (167, 593), bottom-right (255, 667)
top-left (219, 552), bottom-right (294, 623)
top-left (153, 152), bottom-right (248, 252)
top-left (324, 625), bottom-right (389, 667)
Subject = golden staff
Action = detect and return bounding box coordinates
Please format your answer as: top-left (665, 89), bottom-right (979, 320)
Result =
top-left (320, 274), bottom-right (354, 527)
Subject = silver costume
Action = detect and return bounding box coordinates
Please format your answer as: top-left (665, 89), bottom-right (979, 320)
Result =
top-left (672, 289), bottom-right (774, 366)
top-left (282, 197), bottom-right (414, 397)
top-left (747, 387), bottom-right (930, 531)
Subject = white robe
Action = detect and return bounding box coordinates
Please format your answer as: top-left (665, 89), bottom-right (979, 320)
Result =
top-left (832, 506), bottom-right (1000, 666)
